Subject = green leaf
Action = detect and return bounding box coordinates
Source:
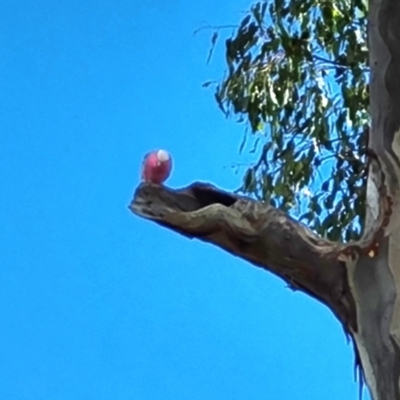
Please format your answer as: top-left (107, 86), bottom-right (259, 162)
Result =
top-left (207, 0), bottom-right (368, 241)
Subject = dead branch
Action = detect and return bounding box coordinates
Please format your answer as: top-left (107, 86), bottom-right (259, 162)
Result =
top-left (130, 182), bottom-right (358, 331)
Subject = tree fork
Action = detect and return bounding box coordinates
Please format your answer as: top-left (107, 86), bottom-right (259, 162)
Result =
top-left (129, 180), bottom-right (376, 389)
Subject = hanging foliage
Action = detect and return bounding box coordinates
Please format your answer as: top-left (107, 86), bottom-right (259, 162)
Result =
top-left (208, 0), bottom-right (369, 241)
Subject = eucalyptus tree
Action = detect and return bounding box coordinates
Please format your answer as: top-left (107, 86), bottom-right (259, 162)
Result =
top-left (131, 1), bottom-right (400, 399)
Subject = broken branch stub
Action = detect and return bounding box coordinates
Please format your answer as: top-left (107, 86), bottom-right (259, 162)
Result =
top-left (130, 182), bottom-right (357, 331)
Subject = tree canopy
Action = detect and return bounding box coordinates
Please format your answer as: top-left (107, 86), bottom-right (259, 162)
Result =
top-left (206, 0), bottom-right (369, 242)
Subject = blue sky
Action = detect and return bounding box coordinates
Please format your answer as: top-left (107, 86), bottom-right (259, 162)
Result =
top-left (0, 1), bottom-right (368, 399)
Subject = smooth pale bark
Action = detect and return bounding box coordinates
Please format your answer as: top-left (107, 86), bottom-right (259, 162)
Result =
top-left (345, 0), bottom-right (400, 399)
top-left (130, 0), bottom-right (400, 398)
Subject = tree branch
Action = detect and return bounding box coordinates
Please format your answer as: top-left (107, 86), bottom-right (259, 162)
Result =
top-left (129, 182), bottom-right (357, 331)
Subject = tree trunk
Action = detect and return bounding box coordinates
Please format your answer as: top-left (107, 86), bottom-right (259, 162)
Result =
top-left (129, 0), bottom-right (400, 398)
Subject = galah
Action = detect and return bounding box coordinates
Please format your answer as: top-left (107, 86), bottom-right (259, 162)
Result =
top-left (141, 149), bottom-right (172, 184)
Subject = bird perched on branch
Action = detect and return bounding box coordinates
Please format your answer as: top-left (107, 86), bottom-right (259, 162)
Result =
top-left (141, 149), bottom-right (172, 184)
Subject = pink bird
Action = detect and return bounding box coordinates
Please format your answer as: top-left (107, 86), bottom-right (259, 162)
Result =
top-left (141, 149), bottom-right (172, 184)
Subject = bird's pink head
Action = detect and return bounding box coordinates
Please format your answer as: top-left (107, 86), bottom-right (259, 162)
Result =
top-left (141, 149), bottom-right (172, 184)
